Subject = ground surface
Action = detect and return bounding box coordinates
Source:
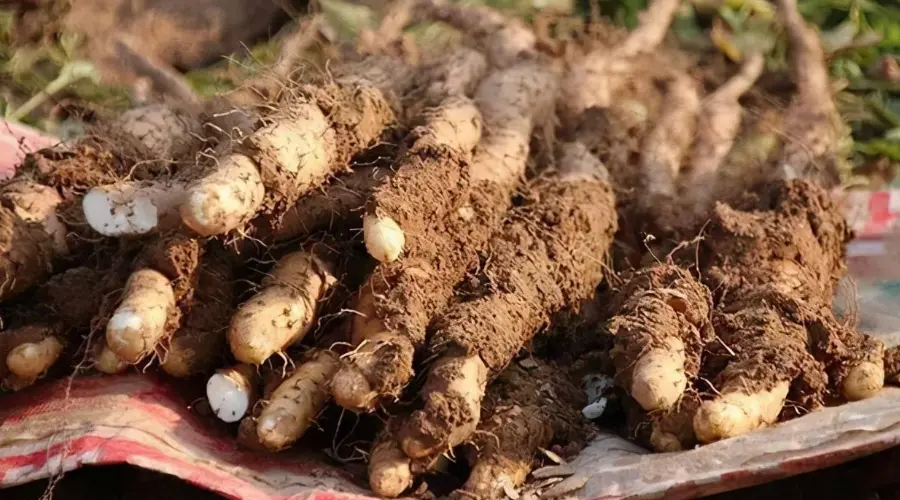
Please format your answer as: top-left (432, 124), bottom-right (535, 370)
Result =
top-left (7, 445), bottom-right (900, 500)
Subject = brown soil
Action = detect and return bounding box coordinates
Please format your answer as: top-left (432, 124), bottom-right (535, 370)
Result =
top-left (161, 252), bottom-right (235, 377)
top-left (0, 206), bottom-right (55, 301)
top-left (700, 179), bottom-right (881, 402)
top-left (455, 360), bottom-right (588, 499)
top-left (429, 172), bottom-right (617, 375)
top-left (243, 57), bottom-right (410, 229)
top-left (607, 264), bottom-right (712, 398)
top-left (263, 165), bottom-right (390, 242)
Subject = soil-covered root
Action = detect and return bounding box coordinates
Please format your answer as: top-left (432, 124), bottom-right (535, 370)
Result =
top-left (207, 363), bottom-right (259, 423)
top-left (363, 95), bottom-right (484, 263)
top-left (366, 360), bottom-right (587, 499)
top-left (607, 264), bottom-right (712, 412)
top-left (180, 56), bottom-right (413, 237)
top-left (332, 57), bottom-right (560, 413)
top-left (100, 234), bottom-right (202, 365)
top-left (636, 72), bottom-right (700, 233)
top-left (1, 180), bottom-right (68, 255)
top-left (694, 301), bottom-right (820, 443)
top-left (160, 255), bottom-right (235, 377)
top-left (105, 268), bottom-right (177, 364)
top-left (0, 206), bottom-right (55, 301)
top-left (255, 349), bottom-right (340, 451)
top-left (557, 0), bottom-right (682, 124)
top-left (678, 53), bottom-right (765, 226)
top-left (452, 361), bottom-right (588, 499)
top-left (228, 250), bottom-right (337, 365)
top-left (404, 47), bottom-right (489, 115)
top-left (623, 389), bottom-right (703, 452)
top-left (266, 166), bottom-right (390, 242)
top-left (115, 104), bottom-right (203, 159)
top-left (397, 145), bottom-right (616, 459)
top-left (416, 0), bottom-right (537, 68)
top-left (696, 180), bottom-right (881, 442)
top-left (774, 0), bottom-right (847, 186)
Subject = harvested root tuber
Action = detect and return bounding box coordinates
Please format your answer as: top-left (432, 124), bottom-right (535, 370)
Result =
top-left (161, 255), bottom-right (235, 377)
top-left (83, 180), bottom-right (187, 237)
top-left (678, 53), bottom-right (764, 224)
top-left (558, 0), bottom-right (682, 124)
top-left (180, 57), bottom-right (413, 236)
top-left (255, 349), bottom-right (340, 450)
top-left (398, 141), bottom-right (616, 459)
top-left (333, 53), bottom-right (558, 412)
top-left (0, 206), bottom-right (55, 301)
top-left (207, 363), bottom-right (259, 423)
top-left (106, 268), bottom-right (177, 364)
top-left (608, 265), bottom-right (711, 414)
top-left (228, 250), bottom-right (336, 365)
top-left (369, 359), bottom-right (587, 498)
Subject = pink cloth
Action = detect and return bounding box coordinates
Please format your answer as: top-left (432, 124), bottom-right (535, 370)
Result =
top-left (0, 120), bottom-right (59, 180)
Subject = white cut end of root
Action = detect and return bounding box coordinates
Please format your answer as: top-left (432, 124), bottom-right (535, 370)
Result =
top-left (83, 187), bottom-right (159, 237)
top-left (108, 311), bottom-right (143, 336)
top-left (363, 214), bottom-right (405, 263)
top-left (207, 371), bottom-right (252, 423)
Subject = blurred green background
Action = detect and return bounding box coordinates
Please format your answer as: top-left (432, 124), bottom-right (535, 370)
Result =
top-left (1, 0), bottom-right (898, 185)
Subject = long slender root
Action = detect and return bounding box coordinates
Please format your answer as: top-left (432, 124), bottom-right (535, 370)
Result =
top-left (181, 57), bottom-right (413, 236)
top-left (333, 56), bottom-right (559, 412)
top-left (399, 141), bottom-right (616, 458)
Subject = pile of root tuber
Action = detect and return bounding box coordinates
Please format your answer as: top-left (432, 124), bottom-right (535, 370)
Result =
top-left (2, 0), bottom-right (898, 497)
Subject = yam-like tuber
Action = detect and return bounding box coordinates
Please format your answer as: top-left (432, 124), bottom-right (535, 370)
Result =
top-left (116, 104), bottom-right (202, 159)
top-left (93, 340), bottom-right (130, 375)
top-left (268, 166), bottom-right (390, 242)
top-left (362, 94), bottom-right (484, 263)
top-left (160, 255), bottom-right (235, 377)
top-left (696, 180), bottom-right (878, 442)
top-left (105, 268), bottom-right (177, 364)
top-left (1, 180), bottom-right (68, 255)
top-left (691, 0), bottom-right (883, 443)
top-left (416, 0), bottom-right (536, 69)
top-left (0, 206), bottom-right (55, 301)
top-left (398, 142), bottom-right (616, 459)
top-left (678, 53), bottom-right (765, 224)
top-left (255, 349), bottom-right (340, 450)
top-left (180, 56), bottom-right (413, 236)
top-left (207, 363), bottom-right (260, 424)
top-left (607, 265), bottom-right (711, 413)
top-left (228, 251), bottom-right (336, 365)
top-left (333, 53), bottom-right (558, 412)
top-left (636, 72), bottom-right (700, 232)
top-left (0, 324), bottom-right (63, 387)
top-left (775, 0), bottom-right (846, 186)
top-left (558, 0), bottom-right (682, 123)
